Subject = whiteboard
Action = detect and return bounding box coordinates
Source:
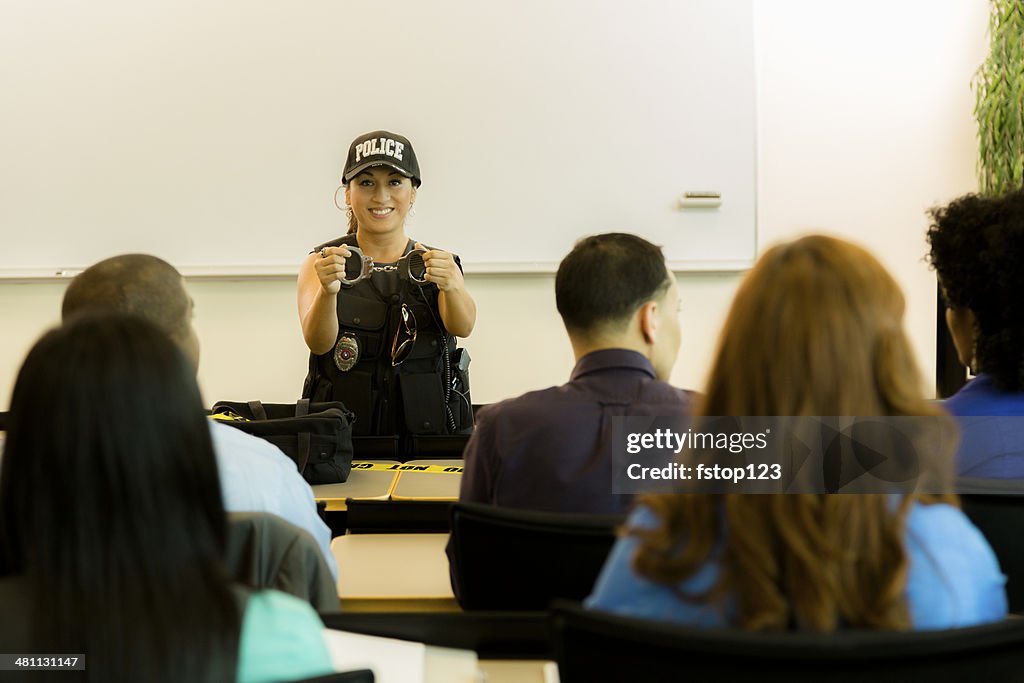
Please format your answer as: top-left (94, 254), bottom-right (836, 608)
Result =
top-left (0, 0), bottom-right (756, 278)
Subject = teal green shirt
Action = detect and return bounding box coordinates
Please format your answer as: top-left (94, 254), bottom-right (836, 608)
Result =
top-left (236, 590), bottom-right (334, 683)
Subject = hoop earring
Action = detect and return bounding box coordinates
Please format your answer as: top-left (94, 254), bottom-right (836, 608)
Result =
top-left (333, 186), bottom-right (346, 212)
top-left (409, 203), bottom-right (417, 218)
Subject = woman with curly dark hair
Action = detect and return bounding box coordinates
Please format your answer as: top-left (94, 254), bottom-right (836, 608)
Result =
top-left (586, 235), bottom-right (1006, 631)
top-left (928, 189), bottom-right (1024, 478)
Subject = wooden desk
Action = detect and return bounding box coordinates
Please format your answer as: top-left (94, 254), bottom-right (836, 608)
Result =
top-left (313, 460), bottom-right (400, 511)
top-left (332, 533), bottom-right (457, 611)
top-left (480, 659), bottom-right (556, 683)
top-left (324, 626), bottom-right (555, 682)
top-left (391, 459), bottom-right (462, 501)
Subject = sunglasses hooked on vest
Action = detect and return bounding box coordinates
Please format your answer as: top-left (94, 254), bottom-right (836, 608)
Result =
top-left (302, 235), bottom-right (474, 444)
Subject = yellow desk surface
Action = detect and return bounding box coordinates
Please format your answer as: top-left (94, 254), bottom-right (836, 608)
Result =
top-left (480, 659), bottom-right (556, 683)
top-left (391, 459), bottom-right (463, 501)
top-left (313, 460), bottom-right (400, 511)
top-left (332, 533), bottom-right (457, 611)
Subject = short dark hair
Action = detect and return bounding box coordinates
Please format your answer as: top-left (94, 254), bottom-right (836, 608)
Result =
top-left (62, 254), bottom-right (190, 342)
top-left (0, 313), bottom-right (239, 681)
top-left (556, 233), bottom-right (671, 334)
top-left (927, 189), bottom-right (1024, 391)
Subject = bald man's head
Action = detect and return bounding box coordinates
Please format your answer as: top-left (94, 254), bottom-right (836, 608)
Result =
top-left (62, 254), bottom-right (200, 369)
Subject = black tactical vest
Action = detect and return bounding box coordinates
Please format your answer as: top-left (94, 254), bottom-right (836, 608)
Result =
top-left (302, 235), bottom-right (473, 439)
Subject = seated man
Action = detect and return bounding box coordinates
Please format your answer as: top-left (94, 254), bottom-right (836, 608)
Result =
top-left (62, 254), bottom-right (337, 579)
top-left (459, 233), bottom-right (696, 514)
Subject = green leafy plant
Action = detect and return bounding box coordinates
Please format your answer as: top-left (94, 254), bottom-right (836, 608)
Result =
top-left (974, 0), bottom-right (1024, 195)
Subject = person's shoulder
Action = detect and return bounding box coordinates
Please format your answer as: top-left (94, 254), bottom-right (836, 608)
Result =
top-left (585, 503), bottom-right (726, 626)
top-left (237, 590), bottom-right (333, 683)
top-left (244, 588), bottom-right (323, 623)
top-left (904, 500), bottom-right (1003, 585)
top-left (944, 374), bottom-right (1024, 416)
top-left (644, 380), bottom-right (699, 410)
top-left (477, 380), bottom-right (696, 425)
top-left (625, 503), bottom-right (661, 530)
top-left (905, 501), bottom-right (989, 550)
top-left (209, 420), bottom-right (293, 463)
top-left (464, 388), bottom-right (571, 457)
top-left (904, 500), bottom-right (1008, 627)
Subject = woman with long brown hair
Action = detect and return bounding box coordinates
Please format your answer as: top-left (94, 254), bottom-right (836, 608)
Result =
top-left (587, 235), bottom-right (1007, 630)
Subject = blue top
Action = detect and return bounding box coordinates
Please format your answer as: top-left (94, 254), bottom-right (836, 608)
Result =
top-left (210, 420), bottom-right (338, 580)
top-left (459, 348), bottom-right (696, 515)
top-left (586, 503), bottom-right (1007, 630)
top-left (943, 373), bottom-right (1024, 478)
top-left (0, 579), bottom-right (335, 683)
top-left (237, 590), bottom-right (334, 683)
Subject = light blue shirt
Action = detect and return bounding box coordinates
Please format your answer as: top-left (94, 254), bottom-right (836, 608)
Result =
top-left (587, 502), bottom-right (1007, 629)
top-left (209, 420), bottom-right (337, 580)
top-left (237, 590), bottom-right (334, 683)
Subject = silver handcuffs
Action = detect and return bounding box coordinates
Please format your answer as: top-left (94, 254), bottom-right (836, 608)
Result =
top-left (327, 246), bottom-right (429, 287)
top-left (321, 246), bottom-right (373, 286)
top-left (399, 248), bottom-right (429, 285)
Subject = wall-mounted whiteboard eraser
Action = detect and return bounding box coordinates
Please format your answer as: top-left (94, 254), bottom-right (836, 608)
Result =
top-left (679, 191), bottom-right (722, 209)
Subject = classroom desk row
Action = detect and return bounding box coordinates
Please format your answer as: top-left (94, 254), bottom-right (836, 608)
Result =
top-left (316, 464), bottom-right (556, 681)
top-left (315, 459), bottom-right (462, 610)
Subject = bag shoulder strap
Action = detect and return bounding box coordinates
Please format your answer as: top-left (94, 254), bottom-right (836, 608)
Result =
top-left (295, 399), bottom-right (310, 418)
top-left (247, 401), bottom-right (268, 421)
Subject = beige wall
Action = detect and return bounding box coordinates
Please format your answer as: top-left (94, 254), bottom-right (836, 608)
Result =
top-left (0, 1), bottom-right (989, 411)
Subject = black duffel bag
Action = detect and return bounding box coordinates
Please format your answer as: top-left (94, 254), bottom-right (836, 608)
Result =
top-left (210, 399), bottom-right (354, 484)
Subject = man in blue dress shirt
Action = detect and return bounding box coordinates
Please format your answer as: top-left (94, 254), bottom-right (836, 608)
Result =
top-left (61, 254), bottom-right (337, 579)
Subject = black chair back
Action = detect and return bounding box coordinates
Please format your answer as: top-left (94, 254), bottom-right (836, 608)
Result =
top-left (959, 479), bottom-right (1024, 614)
top-left (285, 672), bottom-right (373, 683)
top-left (321, 611), bottom-right (551, 659)
top-left (448, 502), bottom-right (622, 610)
top-left (552, 602), bottom-right (1024, 683)
top-left (344, 499), bottom-right (452, 533)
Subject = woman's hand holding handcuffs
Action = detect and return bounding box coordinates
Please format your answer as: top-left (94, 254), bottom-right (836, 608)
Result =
top-left (416, 242), bottom-right (464, 292)
top-left (316, 246), bottom-right (352, 294)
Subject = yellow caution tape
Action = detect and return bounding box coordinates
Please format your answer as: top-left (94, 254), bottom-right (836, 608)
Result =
top-left (352, 461), bottom-right (463, 474)
top-left (210, 411), bottom-right (249, 422)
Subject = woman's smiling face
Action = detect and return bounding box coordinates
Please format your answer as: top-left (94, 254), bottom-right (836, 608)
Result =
top-left (345, 166), bottom-right (417, 238)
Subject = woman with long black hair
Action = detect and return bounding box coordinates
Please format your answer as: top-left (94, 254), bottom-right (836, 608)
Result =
top-left (0, 313), bottom-right (334, 682)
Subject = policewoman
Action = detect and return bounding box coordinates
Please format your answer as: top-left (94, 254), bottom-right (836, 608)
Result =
top-left (298, 131), bottom-right (476, 445)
